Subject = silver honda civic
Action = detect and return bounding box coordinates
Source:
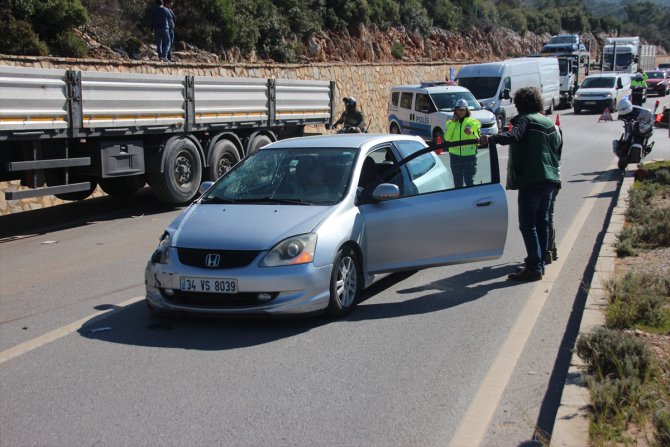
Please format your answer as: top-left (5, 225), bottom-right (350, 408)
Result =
top-left (145, 134), bottom-right (507, 317)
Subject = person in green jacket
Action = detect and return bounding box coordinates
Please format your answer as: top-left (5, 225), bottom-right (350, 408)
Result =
top-left (445, 98), bottom-right (480, 188)
top-left (480, 87), bottom-right (562, 281)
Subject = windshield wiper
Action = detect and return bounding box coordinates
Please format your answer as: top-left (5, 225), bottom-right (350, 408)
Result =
top-left (234, 197), bottom-right (309, 205)
top-left (200, 196), bottom-right (240, 204)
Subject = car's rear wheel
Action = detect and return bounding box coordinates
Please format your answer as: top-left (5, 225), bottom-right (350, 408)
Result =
top-left (326, 246), bottom-right (361, 317)
top-left (389, 123), bottom-right (400, 134)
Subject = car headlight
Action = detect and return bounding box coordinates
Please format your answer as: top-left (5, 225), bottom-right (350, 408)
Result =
top-left (574, 92), bottom-right (581, 99)
top-left (485, 101), bottom-right (496, 110)
top-left (151, 231), bottom-right (171, 264)
top-left (260, 233), bottom-right (317, 267)
top-left (605, 92), bottom-right (612, 98)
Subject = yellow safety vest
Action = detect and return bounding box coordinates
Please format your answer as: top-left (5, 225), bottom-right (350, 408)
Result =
top-left (445, 116), bottom-right (480, 156)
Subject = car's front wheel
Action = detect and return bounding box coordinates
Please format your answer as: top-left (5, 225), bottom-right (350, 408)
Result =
top-left (326, 246), bottom-right (361, 317)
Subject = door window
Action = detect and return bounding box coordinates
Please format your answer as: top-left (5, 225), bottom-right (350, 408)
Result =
top-left (391, 92), bottom-right (400, 106)
top-left (415, 94), bottom-right (436, 113)
top-left (400, 92), bottom-right (413, 109)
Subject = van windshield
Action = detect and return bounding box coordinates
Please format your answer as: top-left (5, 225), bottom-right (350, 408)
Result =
top-left (429, 92), bottom-right (481, 112)
top-left (581, 77), bottom-right (615, 89)
top-left (456, 77), bottom-right (500, 100)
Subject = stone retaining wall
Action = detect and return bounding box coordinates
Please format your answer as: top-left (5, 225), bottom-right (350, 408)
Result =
top-left (0, 55), bottom-right (462, 215)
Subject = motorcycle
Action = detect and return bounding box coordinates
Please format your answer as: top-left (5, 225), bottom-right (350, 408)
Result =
top-left (631, 86), bottom-right (646, 106)
top-left (612, 116), bottom-right (654, 170)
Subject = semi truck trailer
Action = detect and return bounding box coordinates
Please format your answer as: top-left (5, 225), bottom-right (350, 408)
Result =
top-left (0, 66), bottom-right (334, 204)
top-left (603, 37), bottom-right (656, 73)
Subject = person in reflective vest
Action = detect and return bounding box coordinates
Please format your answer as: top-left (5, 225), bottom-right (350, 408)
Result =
top-left (631, 72), bottom-right (647, 89)
top-left (445, 98), bottom-right (480, 188)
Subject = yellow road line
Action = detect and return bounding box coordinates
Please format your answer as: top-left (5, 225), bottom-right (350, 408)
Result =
top-left (448, 159), bottom-right (617, 447)
top-left (0, 295), bottom-right (144, 366)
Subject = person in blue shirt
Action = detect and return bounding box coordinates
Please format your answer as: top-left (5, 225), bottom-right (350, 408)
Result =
top-left (150, 0), bottom-right (171, 61)
top-left (165, 0), bottom-right (176, 61)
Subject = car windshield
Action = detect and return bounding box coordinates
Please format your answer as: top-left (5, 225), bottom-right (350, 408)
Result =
top-left (430, 91), bottom-right (482, 111)
top-left (646, 71), bottom-right (664, 79)
top-left (549, 36), bottom-right (576, 44)
top-left (581, 77), bottom-right (615, 89)
top-left (456, 77), bottom-right (500, 100)
top-left (202, 147), bottom-right (356, 205)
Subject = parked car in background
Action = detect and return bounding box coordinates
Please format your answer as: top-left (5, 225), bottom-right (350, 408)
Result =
top-left (645, 70), bottom-right (670, 96)
top-left (657, 62), bottom-right (670, 73)
top-left (387, 82), bottom-right (498, 143)
top-left (146, 134), bottom-right (508, 317)
top-left (573, 73), bottom-right (632, 114)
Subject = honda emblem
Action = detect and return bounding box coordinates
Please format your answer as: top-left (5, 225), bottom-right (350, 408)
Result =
top-left (205, 253), bottom-right (221, 268)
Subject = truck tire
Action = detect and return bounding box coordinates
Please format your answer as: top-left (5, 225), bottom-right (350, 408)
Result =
top-left (148, 138), bottom-right (202, 204)
top-left (247, 134), bottom-right (272, 156)
top-left (99, 175), bottom-right (146, 197)
top-left (207, 139), bottom-right (240, 180)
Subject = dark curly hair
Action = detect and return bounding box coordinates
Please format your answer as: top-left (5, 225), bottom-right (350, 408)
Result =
top-left (513, 87), bottom-right (543, 114)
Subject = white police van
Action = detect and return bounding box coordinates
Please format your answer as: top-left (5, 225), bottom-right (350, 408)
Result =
top-left (388, 82), bottom-right (498, 143)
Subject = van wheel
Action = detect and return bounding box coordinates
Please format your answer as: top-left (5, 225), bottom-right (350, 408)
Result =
top-left (389, 123), bottom-right (400, 134)
top-left (433, 128), bottom-right (444, 144)
top-left (496, 113), bottom-right (505, 130)
top-left (546, 101), bottom-right (554, 115)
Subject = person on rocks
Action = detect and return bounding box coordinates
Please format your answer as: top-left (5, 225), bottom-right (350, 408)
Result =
top-left (150, 0), bottom-right (171, 61)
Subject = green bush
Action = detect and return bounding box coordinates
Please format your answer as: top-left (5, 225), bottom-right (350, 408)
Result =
top-left (605, 272), bottom-right (670, 330)
top-left (576, 327), bottom-right (652, 380)
top-left (587, 375), bottom-right (647, 424)
top-left (654, 408), bottom-right (670, 446)
top-left (0, 13), bottom-right (48, 55)
top-left (51, 31), bottom-right (88, 57)
top-left (391, 41), bottom-right (404, 59)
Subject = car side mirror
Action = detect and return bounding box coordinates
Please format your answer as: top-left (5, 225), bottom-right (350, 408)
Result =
top-left (372, 183), bottom-right (400, 201)
top-left (501, 89), bottom-right (510, 100)
top-left (199, 181), bottom-right (215, 195)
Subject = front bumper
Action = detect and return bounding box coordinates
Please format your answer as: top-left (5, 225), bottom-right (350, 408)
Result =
top-left (574, 98), bottom-right (615, 111)
top-left (145, 256), bottom-right (333, 316)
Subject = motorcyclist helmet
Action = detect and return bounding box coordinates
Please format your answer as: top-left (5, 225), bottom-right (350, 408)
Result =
top-left (635, 73), bottom-right (643, 81)
top-left (617, 98), bottom-right (633, 118)
top-left (454, 99), bottom-right (469, 110)
top-left (343, 96), bottom-right (357, 111)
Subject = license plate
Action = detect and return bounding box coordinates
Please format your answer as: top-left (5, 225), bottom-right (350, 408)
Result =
top-left (180, 277), bottom-right (238, 294)
top-left (585, 101), bottom-right (596, 105)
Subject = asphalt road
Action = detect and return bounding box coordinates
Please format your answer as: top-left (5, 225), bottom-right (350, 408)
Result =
top-left (1, 98), bottom-right (669, 447)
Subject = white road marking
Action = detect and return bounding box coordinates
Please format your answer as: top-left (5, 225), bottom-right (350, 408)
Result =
top-left (448, 159), bottom-right (617, 446)
top-left (0, 295), bottom-right (144, 365)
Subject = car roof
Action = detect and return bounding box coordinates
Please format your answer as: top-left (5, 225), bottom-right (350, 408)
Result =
top-left (391, 84), bottom-right (469, 94)
top-left (263, 133), bottom-right (425, 150)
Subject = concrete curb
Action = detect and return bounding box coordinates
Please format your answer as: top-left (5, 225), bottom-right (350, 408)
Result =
top-left (550, 168), bottom-right (636, 447)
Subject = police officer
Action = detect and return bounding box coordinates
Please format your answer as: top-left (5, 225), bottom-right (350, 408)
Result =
top-left (631, 72), bottom-right (648, 89)
top-left (445, 98), bottom-right (480, 188)
top-left (333, 97), bottom-right (366, 133)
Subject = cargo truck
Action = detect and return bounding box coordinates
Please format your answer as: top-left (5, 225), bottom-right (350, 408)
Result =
top-left (0, 67), bottom-right (334, 204)
top-left (603, 37), bottom-right (656, 73)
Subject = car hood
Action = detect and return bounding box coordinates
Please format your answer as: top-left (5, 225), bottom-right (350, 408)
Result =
top-left (170, 203), bottom-right (333, 250)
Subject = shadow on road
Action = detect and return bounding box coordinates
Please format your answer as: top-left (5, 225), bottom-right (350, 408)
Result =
top-left (77, 264), bottom-right (520, 350)
top-left (352, 264), bottom-right (521, 321)
top-left (0, 188), bottom-right (182, 241)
